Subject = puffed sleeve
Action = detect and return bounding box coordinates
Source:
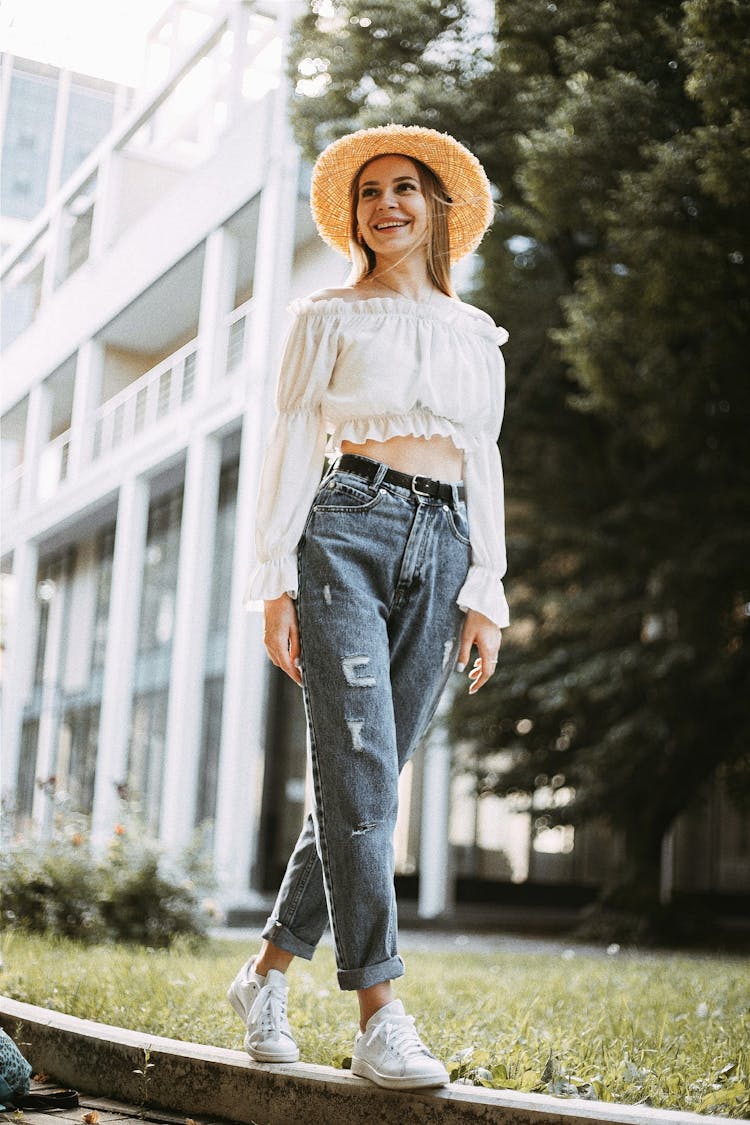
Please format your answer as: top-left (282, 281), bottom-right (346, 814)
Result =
top-left (243, 303), bottom-right (337, 606)
top-left (457, 332), bottom-right (510, 627)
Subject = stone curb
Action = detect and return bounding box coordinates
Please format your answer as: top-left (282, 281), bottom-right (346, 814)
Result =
top-left (0, 998), bottom-right (739, 1125)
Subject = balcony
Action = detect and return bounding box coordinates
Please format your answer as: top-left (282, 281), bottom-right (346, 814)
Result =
top-left (1, 296), bottom-right (253, 535)
top-left (92, 338), bottom-right (199, 461)
top-left (1, 2), bottom-right (283, 353)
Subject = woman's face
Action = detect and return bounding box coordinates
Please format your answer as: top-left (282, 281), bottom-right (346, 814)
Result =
top-left (355, 154), bottom-right (428, 260)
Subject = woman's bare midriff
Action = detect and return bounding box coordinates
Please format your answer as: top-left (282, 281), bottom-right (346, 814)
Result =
top-left (340, 434), bottom-right (463, 482)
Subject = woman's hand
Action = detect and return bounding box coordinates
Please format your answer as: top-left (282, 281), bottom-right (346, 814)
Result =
top-left (263, 594), bottom-right (302, 686)
top-left (457, 609), bottom-right (502, 694)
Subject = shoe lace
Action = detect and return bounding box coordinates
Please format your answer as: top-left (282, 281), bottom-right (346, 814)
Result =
top-left (257, 982), bottom-right (289, 1039)
top-left (373, 1015), bottom-right (431, 1059)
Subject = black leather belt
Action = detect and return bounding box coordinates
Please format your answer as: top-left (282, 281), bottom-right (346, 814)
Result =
top-left (337, 454), bottom-right (465, 506)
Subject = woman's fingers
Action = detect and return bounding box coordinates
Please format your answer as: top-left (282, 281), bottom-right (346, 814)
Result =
top-left (468, 654), bottom-right (495, 694)
top-left (263, 595), bottom-right (303, 686)
top-left (459, 609), bottom-right (502, 694)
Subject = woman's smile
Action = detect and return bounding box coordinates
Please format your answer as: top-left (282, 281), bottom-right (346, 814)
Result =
top-left (356, 155), bottom-right (428, 253)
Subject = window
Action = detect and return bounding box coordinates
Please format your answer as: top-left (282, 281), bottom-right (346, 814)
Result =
top-left (128, 689), bottom-right (169, 832)
top-left (91, 529), bottom-right (115, 673)
top-left (57, 704), bottom-right (100, 813)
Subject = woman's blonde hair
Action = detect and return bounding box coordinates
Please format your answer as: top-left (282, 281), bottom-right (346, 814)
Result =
top-left (347, 155), bottom-right (456, 297)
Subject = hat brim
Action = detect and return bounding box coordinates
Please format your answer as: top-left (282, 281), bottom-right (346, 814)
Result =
top-left (310, 124), bottom-right (494, 265)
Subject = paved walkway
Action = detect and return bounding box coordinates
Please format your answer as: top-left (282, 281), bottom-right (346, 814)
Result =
top-left (213, 923), bottom-right (681, 960)
top-left (2, 1091), bottom-right (220, 1125)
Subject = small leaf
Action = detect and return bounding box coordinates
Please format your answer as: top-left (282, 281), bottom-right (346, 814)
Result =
top-left (82, 1111), bottom-right (100, 1123)
top-left (541, 1054), bottom-right (556, 1083)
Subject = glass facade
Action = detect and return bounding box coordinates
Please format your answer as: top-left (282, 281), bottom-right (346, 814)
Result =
top-left (195, 676), bottom-right (225, 829)
top-left (91, 529), bottom-right (115, 674)
top-left (60, 85), bottom-right (114, 185)
top-left (128, 488), bottom-right (182, 829)
top-left (16, 719), bottom-right (39, 821)
top-left (56, 703), bottom-right (100, 813)
top-left (1, 65), bottom-right (116, 223)
top-left (137, 492), bottom-right (182, 656)
top-left (1, 70), bottom-right (57, 219)
top-left (128, 688), bottom-right (169, 830)
top-left (196, 462), bottom-right (237, 832)
top-left (255, 668), bottom-right (308, 891)
top-left (15, 553), bottom-right (74, 824)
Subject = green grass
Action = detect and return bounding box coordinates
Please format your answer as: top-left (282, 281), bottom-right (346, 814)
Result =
top-left (1, 932), bottom-right (748, 1117)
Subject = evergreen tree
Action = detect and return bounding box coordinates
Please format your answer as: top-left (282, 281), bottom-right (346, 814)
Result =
top-left (287, 0), bottom-right (750, 922)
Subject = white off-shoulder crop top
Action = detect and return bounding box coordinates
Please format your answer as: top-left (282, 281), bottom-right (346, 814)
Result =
top-left (245, 294), bottom-right (510, 627)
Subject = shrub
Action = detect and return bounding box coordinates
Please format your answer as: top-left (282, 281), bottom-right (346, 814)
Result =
top-left (0, 813), bottom-right (214, 947)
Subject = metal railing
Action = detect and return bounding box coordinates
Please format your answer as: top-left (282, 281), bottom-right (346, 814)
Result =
top-left (3, 297), bottom-right (253, 527)
top-left (92, 338), bottom-right (199, 461)
top-left (37, 430), bottom-right (72, 502)
top-left (225, 296), bottom-right (252, 373)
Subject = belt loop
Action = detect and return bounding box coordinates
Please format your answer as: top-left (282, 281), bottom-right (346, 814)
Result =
top-left (372, 461), bottom-right (389, 489)
top-left (450, 483), bottom-right (460, 509)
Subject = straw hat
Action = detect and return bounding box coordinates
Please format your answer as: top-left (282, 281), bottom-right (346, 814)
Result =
top-left (310, 124), bottom-right (494, 264)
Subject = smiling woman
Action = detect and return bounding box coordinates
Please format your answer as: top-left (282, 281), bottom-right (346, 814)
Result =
top-left (351, 154), bottom-right (453, 299)
top-left (225, 123), bottom-right (510, 1092)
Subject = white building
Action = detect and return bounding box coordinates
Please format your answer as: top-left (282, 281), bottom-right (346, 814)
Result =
top-left (2, 0), bottom-right (747, 919)
top-left (1, 53), bottom-right (129, 261)
top-left (1, 0), bottom-right (343, 907)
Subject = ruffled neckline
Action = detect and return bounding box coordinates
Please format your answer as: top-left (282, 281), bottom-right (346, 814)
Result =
top-left (289, 295), bottom-right (509, 345)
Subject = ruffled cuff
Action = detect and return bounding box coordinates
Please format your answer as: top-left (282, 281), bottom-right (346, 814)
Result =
top-left (457, 565), bottom-right (510, 628)
top-left (243, 553), bottom-right (299, 611)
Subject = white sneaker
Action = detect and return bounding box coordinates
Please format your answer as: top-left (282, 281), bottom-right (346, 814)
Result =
top-left (351, 1000), bottom-right (449, 1090)
top-left (226, 959), bottom-right (299, 1063)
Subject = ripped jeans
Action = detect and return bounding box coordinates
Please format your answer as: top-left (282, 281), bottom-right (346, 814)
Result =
top-left (260, 457), bottom-right (471, 990)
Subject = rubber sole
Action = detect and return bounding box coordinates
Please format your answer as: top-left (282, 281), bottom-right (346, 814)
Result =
top-left (351, 1056), bottom-right (449, 1090)
top-left (243, 1037), bottom-right (300, 1064)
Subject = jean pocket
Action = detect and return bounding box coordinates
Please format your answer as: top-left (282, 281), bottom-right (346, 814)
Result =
top-left (445, 504), bottom-right (471, 546)
top-left (312, 474), bottom-right (383, 513)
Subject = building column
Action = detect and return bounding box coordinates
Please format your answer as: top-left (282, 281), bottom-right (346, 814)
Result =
top-left (159, 433), bottom-right (222, 851)
top-left (31, 576), bottom-right (67, 834)
top-left (20, 382), bottom-right (53, 512)
top-left (0, 54), bottom-right (14, 141)
top-left (418, 695), bottom-right (455, 919)
top-left (91, 475), bottom-right (149, 844)
top-left (67, 340), bottom-right (104, 480)
top-left (213, 407), bottom-right (269, 900)
top-left (45, 67), bottom-right (72, 204)
top-left (89, 151), bottom-right (118, 260)
top-left (1, 539), bottom-right (40, 807)
top-left (213, 42), bottom-right (300, 901)
top-left (196, 227), bottom-right (239, 396)
top-left (226, 2), bottom-right (251, 128)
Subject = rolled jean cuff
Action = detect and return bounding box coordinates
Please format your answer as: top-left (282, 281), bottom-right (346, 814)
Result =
top-left (261, 916), bottom-right (316, 960)
top-left (337, 954), bottom-right (405, 992)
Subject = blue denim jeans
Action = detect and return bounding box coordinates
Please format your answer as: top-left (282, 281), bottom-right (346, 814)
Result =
top-left (261, 457), bottom-right (471, 990)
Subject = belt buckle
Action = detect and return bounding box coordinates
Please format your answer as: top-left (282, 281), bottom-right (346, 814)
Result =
top-left (411, 475), bottom-right (434, 498)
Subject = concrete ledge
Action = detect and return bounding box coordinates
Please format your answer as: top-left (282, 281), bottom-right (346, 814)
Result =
top-left (0, 997), bottom-right (736, 1125)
